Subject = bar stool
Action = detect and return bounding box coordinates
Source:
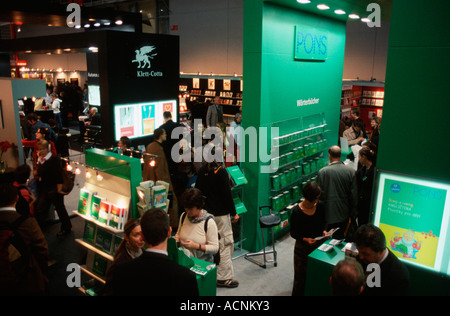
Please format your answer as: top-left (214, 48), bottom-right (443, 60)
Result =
top-left (244, 206), bottom-right (281, 268)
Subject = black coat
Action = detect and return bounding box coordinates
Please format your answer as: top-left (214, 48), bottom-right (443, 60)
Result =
top-left (111, 251), bottom-right (199, 296)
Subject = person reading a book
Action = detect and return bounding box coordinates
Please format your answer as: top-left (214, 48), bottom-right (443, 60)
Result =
top-left (289, 182), bottom-right (328, 296)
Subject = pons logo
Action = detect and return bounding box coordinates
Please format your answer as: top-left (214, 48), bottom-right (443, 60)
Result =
top-left (294, 26), bottom-right (327, 61)
top-left (390, 183), bottom-right (401, 193)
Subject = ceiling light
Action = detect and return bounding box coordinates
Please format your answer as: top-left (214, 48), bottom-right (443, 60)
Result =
top-left (94, 22), bottom-right (101, 27)
top-left (64, 48), bottom-right (71, 52)
top-left (84, 24), bottom-right (91, 28)
top-left (297, 0), bottom-right (311, 3)
top-left (361, 18), bottom-right (371, 23)
top-left (317, 4), bottom-right (330, 10)
top-left (89, 18), bottom-right (96, 22)
top-left (349, 14), bottom-right (360, 19)
top-left (104, 22), bottom-right (111, 26)
top-left (334, 9), bottom-right (346, 15)
top-left (115, 19), bottom-right (123, 25)
top-left (75, 24), bottom-right (81, 29)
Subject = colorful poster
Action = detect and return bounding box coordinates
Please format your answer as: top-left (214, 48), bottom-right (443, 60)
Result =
top-left (374, 172), bottom-right (450, 274)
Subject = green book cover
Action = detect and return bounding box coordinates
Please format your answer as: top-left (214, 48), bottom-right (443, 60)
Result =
top-left (95, 227), bottom-right (113, 253)
top-left (90, 195), bottom-right (103, 221)
top-left (78, 188), bottom-right (92, 215)
top-left (83, 221), bottom-right (96, 245)
top-left (226, 166), bottom-right (248, 186)
top-left (92, 253), bottom-right (109, 277)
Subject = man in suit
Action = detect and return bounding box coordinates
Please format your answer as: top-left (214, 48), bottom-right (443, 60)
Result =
top-left (354, 224), bottom-right (409, 296)
top-left (316, 145), bottom-right (358, 240)
top-left (111, 208), bottom-right (199, 296)
top-left (159, 111), bottom-right (184, 179)
top-left (206, 96), bottom-right (223, 128)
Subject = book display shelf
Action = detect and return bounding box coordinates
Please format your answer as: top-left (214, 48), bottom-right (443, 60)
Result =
top-left (268, 113), bottom-right (330, 238)
top-left (74, 149), bottom-right (142, 296)
top-left (226, 165), bottom-right (249, 258)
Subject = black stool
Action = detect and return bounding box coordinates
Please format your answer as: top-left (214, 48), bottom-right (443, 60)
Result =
top-left (245, 206), bottom-right (281, 268)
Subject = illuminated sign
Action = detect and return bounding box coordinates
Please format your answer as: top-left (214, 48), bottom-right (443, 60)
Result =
top-left (374, 171), bottom-right (450, 276)
top-left (114, 99), bottom-right (177, 141)
top-left (294, 26), bottom-right (328, 61)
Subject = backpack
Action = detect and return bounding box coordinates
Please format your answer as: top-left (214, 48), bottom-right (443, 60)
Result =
top-left (60, 159), bottom-right (75, 194)
top-left (15, 186), bottom-right (31, 217)
top-left (0, 215), bottom-right (30, 290)
top-left (181, 213), bottom-right (221, 265)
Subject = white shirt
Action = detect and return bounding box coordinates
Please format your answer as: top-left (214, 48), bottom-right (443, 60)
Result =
top-left (51, 98), bottom-right (61, 114)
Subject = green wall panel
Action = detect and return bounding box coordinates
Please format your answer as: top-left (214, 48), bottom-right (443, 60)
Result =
top-left (376, 0), bottom-right (450, 295)
top-left (242, 1), bottom-right (346, 252)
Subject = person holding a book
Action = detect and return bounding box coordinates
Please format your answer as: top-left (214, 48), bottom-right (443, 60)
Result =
top-left (289, 181), bottom-right (328, 296)
top-left (175, 188), bottom-right (219, 264)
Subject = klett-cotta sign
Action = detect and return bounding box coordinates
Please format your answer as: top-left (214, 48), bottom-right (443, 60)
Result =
top-left (132, 45), bottom-right (164, 78)
top-left (294, 26), bottom-right (328, 61)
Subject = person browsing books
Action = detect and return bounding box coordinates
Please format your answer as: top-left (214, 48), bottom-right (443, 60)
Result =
top-left (175, 188), bottom-right (219, 264)
top-left (110, 208), bottom-right (199, 296)
top-left (289, 181), bottom-right (328, 296)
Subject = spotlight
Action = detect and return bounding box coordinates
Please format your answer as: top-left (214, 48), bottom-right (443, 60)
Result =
top-left (149, 159), bottom-right (156, 167)
top-left (75, 167), bottom-right (81, 175)
top-left (115, 19), bottom-right (123, 25)
top-left (96, 171), bottom-right (103, 181)
top-left (86, 170), bottom-right (92, 178)
top-left (66, 163), bottom-right (73, 172)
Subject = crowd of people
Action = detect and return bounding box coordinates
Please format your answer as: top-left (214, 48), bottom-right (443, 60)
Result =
top-left (1, 95), bottom-right (409, 296)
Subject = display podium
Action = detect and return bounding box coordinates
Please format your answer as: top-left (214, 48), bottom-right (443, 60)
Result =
top-left (305, 239), bottom-right (346, 296)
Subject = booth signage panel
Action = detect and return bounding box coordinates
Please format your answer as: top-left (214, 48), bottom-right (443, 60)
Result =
top-left (374, 171), bottom-right (450, 276)
top-left (294, 26), bottom-right (328, 61)
top-left (130, 42), bottom-right (167, 79)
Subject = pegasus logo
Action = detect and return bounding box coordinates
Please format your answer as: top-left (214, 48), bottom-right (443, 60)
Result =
top-left (132, 46), bottom-right (158, 69)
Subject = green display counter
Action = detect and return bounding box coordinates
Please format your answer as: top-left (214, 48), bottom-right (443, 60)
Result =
top-left (305, 240), bottom-right (346, 296)
top-left (167, 238), bottom-right (216, 296)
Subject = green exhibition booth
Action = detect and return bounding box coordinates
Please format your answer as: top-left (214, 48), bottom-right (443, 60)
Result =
top-left (240, 0), bottom-right (450, 296)
top-left (241, 0), bottom-right (347, 253)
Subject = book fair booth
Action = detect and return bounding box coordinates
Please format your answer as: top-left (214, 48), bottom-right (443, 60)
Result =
top-left (1, 0), bottom-right (449, 296)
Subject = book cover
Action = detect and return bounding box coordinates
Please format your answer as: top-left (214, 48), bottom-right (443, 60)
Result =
top-left (98, 200), bottom-right (111, 226)
top-left (78, 188), bottom-right (92, 215)
top-left (83, 221), bottom-right (96, 245)
top-left (136, 186), bottom-right (151, 205)
top-left (152, 185), bottom-right (167, 208)
top-left (95, 227), bottom-right (113, 253)
top-left (90, 195), bottom-right (103, 221)
top-left (92, 253), bottom-right (109, 277)
top-left (108, 204), bottom-right (121, 230)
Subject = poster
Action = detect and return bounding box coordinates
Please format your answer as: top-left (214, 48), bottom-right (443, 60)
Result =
top-left (114, 99), bottom-right (176, 140)
top-left (374, 172), bottom-right (450, 275)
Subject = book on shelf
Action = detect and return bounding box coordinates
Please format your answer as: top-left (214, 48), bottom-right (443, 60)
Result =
top-left (136, 185), bottom-right (152, 205)
top-left (108, 204), bottom-right (128, 231)
top-left (78, 188), bottom-right (93, 216)
top-left (90, 195), bottom-right (103, 221)
top-left (152, 185), bottom-right (168, 208)
top-left (83, 221), bottom-right (96, 245)
top-left (98, 200), bottom-right (112, 226)
top-left (95, 227), bottom-right (114, 253)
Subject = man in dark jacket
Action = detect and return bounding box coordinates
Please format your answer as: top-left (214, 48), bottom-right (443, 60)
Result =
top-left (354, 224), bottom-right (410, 296)
top-left (317, 146), bottom-right (358, 240)
top-left (0, 183), bottom-right (49, 295)
top-left (195, 161), bottom-right (240, 288)
top-left (111, 208), bottom-right (199, 296)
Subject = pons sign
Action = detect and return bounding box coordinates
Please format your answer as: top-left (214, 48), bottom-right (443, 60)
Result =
top-left (294, 26), bottom-right (328, 61)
